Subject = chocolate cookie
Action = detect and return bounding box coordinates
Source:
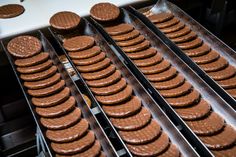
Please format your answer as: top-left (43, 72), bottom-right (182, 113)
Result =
top-left (184, 43), bottom-right (211, 57)
top-left (36, 96), bottom-right (75, 118)
top-left (112, 30), bottom-right (140, 41)
top-left (161, 22), bottom-right (185, 33)
top-left (171, 31), bottom-right (197, 43)
top-left (90, 2), bottom-right (120, 21)
top-left (102, 96), bottom-right (142, 117)
top-left (49, 11), bottom-right (81, 30)
top-left (217, 75), bottom-right (236, 89)
top-left (212, 145), bottom-right (236, 157)
top-left (81, 64), bottom-right (116, 80)
top-left (148, 12), bottom-right (174, 23)
top-left (46, 119), bottom-right (88, 142)
top-left (117, 35), bottom-right (145, 47)
top-left (15, 52), bottom-right (49, 67)
top-left (20, 66), bottom-right (57, 81)
top-left (69, 46), bottom-right (101, 59)
top-left (73, 52), bottom-right (105, 66)
top-left (127, 132), bottom-right (170, 156)
top-left (96, 85), bottom-right (132, 105)
top-left (133, 52), bottom-right (163, 67)
top-left (7, 35), bottom-right (42, 58)
top-left (208, 65), bottom-right (236, 81)
top-left (32, 87), bottom-right (70, 107)
top-left (140, 60), bottom-right (171, 75)
top-left (63, 36), bottom-right (94, 51)
top-left (186, 112), bottom-right (225, 135)
top-left (82, 94), bottom-right (92, 108)
top-left (146, 67), bottom-right (177, 82)
top-left (122, 40), bottom-right (150, 53)
top-left (226, 88), bottom-right (236, 98)
top-left (177, 38), bottom-right (203, 50)
top-left (76, 58), bottom-right (110, 73)
top-left (40, 108), bottom-right (81, 130)
top-left (17, 60), bottom-right (53, 74)
top-left (91, 78), bottom-right (126, 95)
top-left (175, 99), bottom-right (211, 120)
top-left (156, 17), bottom-right (180, 29)
top-left (158, 144), bottom-right (180, 157)
top-left (24, 73), bottom-right (61, 89)
top-left (0, 4), bottom-right (24, 18)
top-left (166, 26), bottom-right (191, 38)
top-left (127, 47), bottom-right (157, 59)
top-left (110, 107), bottom-right (151, 131)
top-left (86, 70), bottom-right (121, 87)
top-left (119, 120), bottom-right (161, 144)
top-left (199, 57), bottom-right (228, 72)
top-left (105, 23), bottom-right (134, 36)
top-left (191, 50), bottom-right (220, 64)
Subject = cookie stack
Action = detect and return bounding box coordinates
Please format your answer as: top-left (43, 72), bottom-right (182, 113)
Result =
top-left (146, 12), bottom-right (236, 99)
top-left (7, 35), bottom-right (104, 157)
top-left (62, 34), bottom-right (181, 157)
top-left (89, 2), bottom-right (236, 156)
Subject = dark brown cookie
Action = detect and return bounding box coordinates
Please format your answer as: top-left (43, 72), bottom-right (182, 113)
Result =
top-left (186, 112), bottom-right (225, 135)
top-left (90, 2), bottom-right (120, 21)
top-left (208, 65), bottom-right (236, 81)
top-left (171, 31), bottom-right (197, 43)
top-left (199, 125), bottom-right (236, 150)
top-left (161, 22), bottom-right (185, 33)
top-left (40, 108), bottom-right (81, 130)
top-left (28, 80), bottom-right (65, 97)
top-left (7, 35), bottom-right (41, 58)
top-left (175, 99), bottom-right (211, 120)
top-left (152, 74), bottom-right (185, 90)
top-left (184, 43), bottom-right (211, 57)
top-left (110, 107), bottom-right (151, 131)
top-left (122, 40), bottom-right (150, 53)
top-left (86, 70), bottom-right (121, 87)
top-left (46, 118), bottom-right (88, 142)
top-left (212, 145), bottom-right (236, 157)
top-left (112, 30), bottom-right (140, 41)
top-left (49, 11), bottom-right (81, 30)
top-left (15, 52), bottom-right (49, 67)
top-left (102, 96), bottom-right (142, 117)
top-left (148, 12), bottom-right (174, 23)
top-left (166, 26), bottom-right (191, 38)
top-left (127, 132), bottom-right (170, 156)
top-left (146, 67), bottom-right (177, 82)
top-left (199, 57), bottom-right (228, 72)
top-left (52, 131), bottom-right (95, 155)
top-left (76, 58), bottom-right (110, 73)
top-left (158, 144), bottom-right (180, 157)
top-left (133, 52), bottom-right (163, 67)
top-left (63, 36), bottom-right (95, 51)
top-left (24, 73), bottom-right (61, 90)
top-left (32, 87), bottom-right (70, 107)
top-left (82, 94), bottom-right (92, 108)
top-left (117, 35), bottom-right (145, 47)
top-left (0, 4), bottom-right (24, 18)
top-left (156, 17), bottom-right (180, 29)
top-left (69, 46), bottom-right (101, 59)
top-left (177, 38), bottom-right (203, 50)
top-left (119, 120), bottom-right (161, 144)
top-left (81, 64), bottom-right (116, 80)
top-left (166, 89), bottom-right (200, 107)
top-left (217, 75), bottom-right (236, 89)
top-left (140, 60), bottom-right (171, 75)
top-left (73, 52), bottom-right (105, 66)
top-left (17, 60), bottom-right (53, 74)
top-left (96, 85), bottom-right (132, 105)
top-left (191, 50), bottom-right (220, 64)
top-left (127, 47), bottom-right (157, 59)
top-left (20, 66), bottom-right (57, 81)
top-left (91, 78), bottom-right (126, 95)
top-left (105, 23), bottom-right (134, 36)
top-left (226, 88), bottom-right (236, 98)
top-left (36, 96), bottom-right (75, 118)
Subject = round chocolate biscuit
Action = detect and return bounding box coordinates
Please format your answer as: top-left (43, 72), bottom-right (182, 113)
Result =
top-left (212, 145), bottom-right (236, 157)
top-left (122, 40), bottom-right (150, 53)
top-left (171, 31), bottom-right (197, 43)
top-left (63, 36), bottom-right (95, 51)
top-left (152, 74), bottom-right (185, 90)
top-left (110, 107), bottom-right (151, 131)
top-left (81, 64), bottom-right (116, 80)
top-left (161, 22), bottom-right (185, 34)
top-left (90, 2), bottom-right (120, 21)
top-left (159, 81), bottom-right (192, 98)
top-left (177, 38), bottom-right (203, 50)
top-left (28, 80), bottom-right (65, 97)
top-left (20, 66), bottom-right (57, 81)
top-left (127, 47), bottom-right (157, 59)
top-left (217, 75), bottom-right (236, 89)
top-left (32, 87), bottom-right (70, 107)
top-left (15, 52), bottom-right (49, 67)
top-left (146, 67), bottom-right (177, 82)
top-left (158, 144), bottom-right (180, 157)
top-left (148, 12), bottom-right (174, 23)
top-left (191, 50), bottom-right (220, 64)
top-left (76, 58), bottom-right (110, 73)
top-left (133, 52), bottom-right (163, 67)
top-left (40, 108), bottom-right (81, 130)
top-left (24, 73), bottom-right (61, 90)
top-left (69, 46), bottom-right (101, 59)
top-left (119, 120), bottom-right (161, 144)
top-left (208, 65), bottom-right (236, 81)
top-left (112, 30), bottom-right (140, 41)
top-left (166, 26), bottom-right (191, 38)
top-left (7, 35), bottom-right (42, 58)
top-left (49, 11), bottom-right (81, 30)
top-left (199, 125), bottom-right (236, 150)
top-left (175, 99), bottom-right (211, 120)
top-left (102, 96), bottom-right (142, 117)
top-left (46, 119), bottom-right (88, 143)
top-left (96, 85), bottom-right (132, 105)
top-left (140, 60), bottom-right (171, 75)
top-left (184, 43), bottom-right (211, 57)
top-left (52, 131), bottom-right (95, 155)
top-left (17, 60), bottom-right (53, 74)
top-left (36, 96), bottom-right (75, 118)
top-left (199, 57), bottom-right (228, 72)
top-left (186, 112), bottom-right (225, 135)
top-left (91, 78), bottom-right (126, 96)
top-left (82, 94), bottom-right (92, 108)
top-left (86, 70), bottom-right (121, 88)
top-left (127, 132), bottom-right (170, 156)
top-left (0, 4), bottom-right (24, 18)
top-left (73, 52), bottom-right (105, 66)
top-left (226, 88), bottom-right (236, 99)
top-left (117, 35), bottom-right (145, 47)
top-left (105, 23), bottom-right (134, 36)
top-left (156, 17), bottom-right (180, 29)
top-left (166, 89), bottom-right (200, 107)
